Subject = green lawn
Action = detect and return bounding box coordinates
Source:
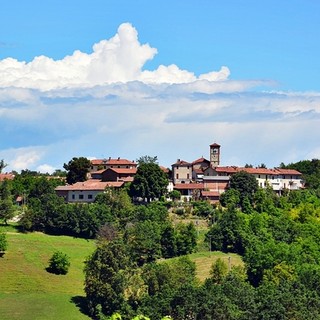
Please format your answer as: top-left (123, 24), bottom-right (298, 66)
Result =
top-left (0, 228), bottom-right (95, 320)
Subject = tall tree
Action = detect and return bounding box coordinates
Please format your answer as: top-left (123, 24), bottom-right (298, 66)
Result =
top-left (63, 157), bottom-right (91, 184)
top-left (130, 161), bottom-right (168, 202)
top-left (0, 159), bottom-right (8, 173)
top-left (229, 170), bottom-right (258, 208)
top-left (0, 180), bottom-right (15, 224)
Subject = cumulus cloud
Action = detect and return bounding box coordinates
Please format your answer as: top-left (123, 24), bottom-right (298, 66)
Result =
top-left (0, 23), bottom-right (230, 90)
top-left (0, 23), bottom-right (319, 172)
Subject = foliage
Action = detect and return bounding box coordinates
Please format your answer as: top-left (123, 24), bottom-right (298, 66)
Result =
top-left (0, 159), bottom-right (7, 173)
top-left (209, 258), bottom-right (228, 284)
top-left (130, 162), bottom-right (168, 202)
top-left (228, 170), bottom-right (259, 208)
top-left (136, 155), bottom-right (158, 165)
top-left (192, 200), bottom-right (214, 217)
top-left (63, 156), bottom-right (91, 185)
top-left (0, 232), bottom-right (8, 252)
top-left (84, 239), bottom-right (133, 318)
top-left (0, 180), bottom-right (15, 224)
top-left (47, 251), bottom-right (71, 275)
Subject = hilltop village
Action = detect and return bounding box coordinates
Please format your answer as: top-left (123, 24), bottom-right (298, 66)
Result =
top-left (55, 142), bottom-right (303, 204)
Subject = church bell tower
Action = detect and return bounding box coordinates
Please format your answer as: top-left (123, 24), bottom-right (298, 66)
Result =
top-left (210, 143), bottom-right (221, 167)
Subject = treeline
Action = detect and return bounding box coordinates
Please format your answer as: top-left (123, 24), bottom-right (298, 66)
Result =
top-left (83, 172), bottom-right (320, 319)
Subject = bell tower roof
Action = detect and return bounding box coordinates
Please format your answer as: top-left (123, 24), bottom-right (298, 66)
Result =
top-left (210, 142), bottom-right (220, 147)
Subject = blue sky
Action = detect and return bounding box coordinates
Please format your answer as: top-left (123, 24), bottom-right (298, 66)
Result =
top-left (0, 1), bottom-right (319, 172)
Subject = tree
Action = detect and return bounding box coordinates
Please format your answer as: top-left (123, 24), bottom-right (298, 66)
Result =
top-left (209, 258), bottom-right (228, 284)
top-left (137, 156), bottom-right (158, 165)
top-left (125, 220), bottom-right (162, 266)
top-left (0, 159), bottom-right (8, 173)
top-left (0, 180), bottom-right (15, 224)
top-left (0, 233), bottom-right (8, 254)
top-left (84, 240), bottom-right (133, 318)
top-left (47, 251), bottom-right (70, 275)
top-left (130, 161), bottom-right (168, 202)
top-left (229, 171), bottom-right (258, 209)
top-left (63, 157), bottom-right (91, 184)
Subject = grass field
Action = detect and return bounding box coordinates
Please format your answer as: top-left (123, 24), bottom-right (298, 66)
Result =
top-left (0, 226), bottom-right (95, 320)
top-left (0, 224), bottom-right (243, 319)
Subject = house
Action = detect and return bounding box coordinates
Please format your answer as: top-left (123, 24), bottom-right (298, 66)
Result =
top-left (101, 167), bottom-right (137, 182)
top-left (55, 180), bottom-right (124, 203)
top-left (0, 173), bottom-right (15, 181)
top-left (173, 183), bottom-right (204, 202)
top-left (171, 142), bottom-right (303, 203)
top-left (89, 157), bottom-right (137, 173)
top-left (171, 160), bottom-right (193, 184)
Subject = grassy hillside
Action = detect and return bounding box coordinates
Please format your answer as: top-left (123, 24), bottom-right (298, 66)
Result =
top-left (0, 227), bottom-right (95, 320)
top-left (0, 224), bottom-right (243, 319)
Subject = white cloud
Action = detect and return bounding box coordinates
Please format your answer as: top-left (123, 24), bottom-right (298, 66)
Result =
top-left (0, 23), bottom-right (319, 172)
top-left (0, 23), bottom-right (231, 90)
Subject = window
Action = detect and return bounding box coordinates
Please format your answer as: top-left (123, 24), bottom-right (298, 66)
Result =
top-left (176, 173), bottom-right (179, 179)
top-left (72, 194), bottom-right (75, 200)
top-left (79, 194), bottom-right (84, 200)
top-left (187, 174), bottom-right (190, 179)
top-left (88, 194), bottom-right (93, 200)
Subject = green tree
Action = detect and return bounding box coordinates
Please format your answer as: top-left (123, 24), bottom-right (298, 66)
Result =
top-left (130, 161), bottom-right (168, 202)
top-left (125, 220), bottom-right (162, 266)
top-left (209, 258), bottom-right (228, 284)
top-left (63, 157), bottom-right (91, 184)
top-left (229, 171), bottom-right (258, 208)
top-left (84, 240), bottom-right (133, 318)
top-left (0, 159), bottom-right (8, 173)
top-left (47, 251), bottom-right (70, 275)
top-left (175, 222), bottom-right (197, 256)
top-left (0, 232), bottom-right (8, 253)
top-left (137, 155), bottom-right (158, 165)
top-left (0, 180), bottom-right (15, 224)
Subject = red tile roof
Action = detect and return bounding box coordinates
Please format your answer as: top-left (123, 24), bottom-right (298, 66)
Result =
top-left (215, 166), bottom-right (238, 174)
top-left (55, 180), bottom-right (123, 191)
top-left (174, 183), bottom-right (204, 190)
top-left (172, 160), bottom-right (192, 166)
top-left (192, 157), bottom-right (210, 164)
top-left (210, 143), bottom-right (220, 147)
top-left (106, 168), bottom-right (137, 174)
top-left (0, 173), bottom-right (15, 181)
top-left (275, 168), bottom-right (302, 175)
top-left (239, 167), bottom-right (278, 175)
top-left (201, 191), bottom-right (220, 197)
top-left (91, 158), bottom-right (136, 166)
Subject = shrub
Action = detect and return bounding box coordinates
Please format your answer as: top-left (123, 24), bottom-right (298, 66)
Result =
top-left (0, 233), bottom-right (8, 254)
top-left (47, 251), bottom-right (70, 275)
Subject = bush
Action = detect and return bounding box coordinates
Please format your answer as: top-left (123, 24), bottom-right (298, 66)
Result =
top-left (47, 251), bottom-right (70, 275)
top-left (0, 233), bottom-right (8, 254)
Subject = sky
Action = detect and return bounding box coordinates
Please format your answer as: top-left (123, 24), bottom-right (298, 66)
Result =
top-left (0, 0), bottom-right (319, 173)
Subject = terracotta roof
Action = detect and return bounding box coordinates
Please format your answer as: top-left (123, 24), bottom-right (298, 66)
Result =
top-left (0, 173), bottom-right (15, 181)
top-left (91, 158), bottom-right (136, 166)
top-left (174, 183), bottom-right (204, 190)
top-left (239, 167), bottom-right (278, 175)
top-left (55, 180), bottom-right (123, 191)
top-left (215, 166), bottom-right (238, 174)
top-left (201, 191), bottom-right (220, 197)
top-left (160, 166), bottom-right (170, 173)
top-left (210, 142), bottom-right (220, 147)
top-left (172, 159), bottom-right (192, 166)
top-left (192, 157), bottom-right (210, 164)
top-left (106, 168), bottom-right (137, 174)
top-left (275, 168), bottom-right (302, 175)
